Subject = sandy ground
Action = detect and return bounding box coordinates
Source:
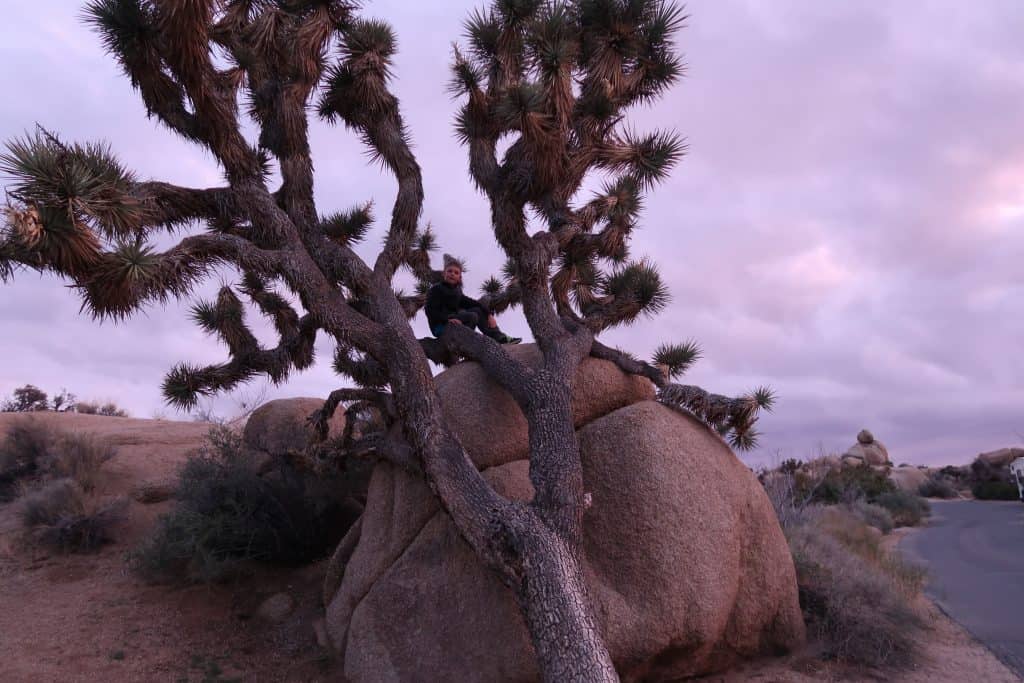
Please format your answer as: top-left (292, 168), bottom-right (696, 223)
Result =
top-left (0, 412), bottom-right (1019, 682)
top-left (0, 412), bottom-right (329, 682)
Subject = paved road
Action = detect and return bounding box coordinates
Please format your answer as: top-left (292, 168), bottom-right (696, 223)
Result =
top-left (901, 500), bottom-right (1024, 677)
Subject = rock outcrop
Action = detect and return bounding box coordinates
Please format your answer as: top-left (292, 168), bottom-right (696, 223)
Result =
top-left (842, 428), bottom-right (890, 466)
top-left (889, 466), bottom-right (927, 493)
top-left (324, 349), bottom-right (804, 681)
top-left (242, 397), bottom-right (346, 457)
top-left (435, 344), bottom-right (654, 469)
top-left (976, 447), bottom-right (1024, 469)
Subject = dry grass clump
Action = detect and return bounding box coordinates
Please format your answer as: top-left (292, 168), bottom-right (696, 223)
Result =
top-left (767, 473), bottom-right (927, 670)
top-left (19, 479), bottom-right (127, 552)
top-left (786, 505), bottom-right (926, 669)
top-left (0, 418), bottom-right (57, 500)
top-left (918, 473), bottom-right (958, 499)
top-left (875, 490), bottom-right (930, 527)
top-left (74, 400), bottom-right (129, 417)
top-left (847, 500), bottom-right (894, 535)
top-left (0, 418), bottom-right (116, 498)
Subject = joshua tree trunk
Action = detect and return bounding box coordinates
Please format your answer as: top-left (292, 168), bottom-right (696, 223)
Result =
top-left (1, 2), bottom-right (773, 679)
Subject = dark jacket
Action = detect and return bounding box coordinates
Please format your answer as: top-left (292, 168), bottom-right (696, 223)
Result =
top-left (425, 281), bottom-right (487, 329)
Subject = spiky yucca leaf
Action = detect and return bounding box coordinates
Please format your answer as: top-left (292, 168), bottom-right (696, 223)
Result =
top-left (415, 225), bottom-right (437, 253)
top-left (481, 275), bottom-right (503, 296)
top-left (162, 362), bottom-right (211, 409)
top-left (495, 0), bottom-right (544, 24)
top-left (320, 202), bottom-right (373, 244)
top-left (653, 340), bottom-right (701, 379)
top-left (622, 129), bottom-right (686, 189)
top-left (462, 7), bottom-right (501, 64)
top-left (449, 48), bottom-right (485, 97)
top-left (83, 0), bottom-right (159, 71)
top-left (604, 258), bottom-right (669, 317)
top-left (494, 82), bottom-right (546, 129)
top-left (341, 18), bottom-right (397, 63)
top-left (1, 132), bottom-right (143, 236)
top-left (525, 3), bottom-right (577, 76)
top-left (750, 385), bottom-right (777, 412)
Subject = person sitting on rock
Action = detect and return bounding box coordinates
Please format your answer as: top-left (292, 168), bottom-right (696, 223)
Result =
top-left (426, 255), bottom-right (521, 345)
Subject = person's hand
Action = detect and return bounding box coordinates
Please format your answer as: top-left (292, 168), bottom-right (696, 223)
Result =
top-left (449, 318), bottom-right (463, 326)
top-left (487, 314), bottom-right (497, 328)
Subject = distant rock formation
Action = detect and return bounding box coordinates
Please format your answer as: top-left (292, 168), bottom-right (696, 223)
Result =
top-left (842, 428), bottom-right (891, 467)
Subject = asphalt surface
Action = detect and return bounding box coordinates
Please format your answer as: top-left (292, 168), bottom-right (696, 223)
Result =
top-left (901, 500), bottom-right (1024, 677)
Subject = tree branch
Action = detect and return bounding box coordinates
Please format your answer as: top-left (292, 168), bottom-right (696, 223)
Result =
top-left (589, 339), bottom-right (667, 388)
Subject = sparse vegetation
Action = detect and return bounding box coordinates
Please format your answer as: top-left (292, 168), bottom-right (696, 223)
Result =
top-left (848, 500), bottom-right (895, 535)
top-left (811, 463), bottom-right (897, 505)
top-left (971, 480), bottom-right (1020, 501)
top-left (1, 384), bottom-right (49, 412)
top-left (918, 473), bottom-right (958, 499)
top-left (74, 400), bottom-right (129, 417)
top-left (1, 384), bottom-right (128, 416)
top-left (130, 427), bottom-right (359, 584)
top-left (0, 418), bottom-right (57, 500)
top-left (875, 490), bottom-right (930, 527)
top-left (782, 505), bottom-right (925, 669)
top-left (19, 478), bottom-right (127, 552)
top-left (0, 418), bottom-right (116, 499)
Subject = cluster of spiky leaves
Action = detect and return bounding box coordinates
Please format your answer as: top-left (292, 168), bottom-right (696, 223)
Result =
top-left (1, 0), bottom-right (776, 455)
top-left (658, 383), bottom-right (776, 451)
top-left (448, 0), bottom-right (688, 332)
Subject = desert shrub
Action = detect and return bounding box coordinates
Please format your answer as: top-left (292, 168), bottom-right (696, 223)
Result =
top-left (875, 490), bottom-right (930, 527)
top-left (779, 458), bottom-right (804, 475)
top-left (74, 400), bottom-right (129, 417)
top-left (19, 479), bottom-right (127, 552)
top-left (0, 418), bottom-right (57, 500)
top-left (811, 463), bottom-right (896, 505)
top-left (0, 421), bottom-right (116, 500)
top-left (129, 426), bottom-right (359, 583)
top-left (1, 384), bottom-right (49, 412)
top-left (971, 481), bottom-right (1020, 501)
top-left (918, 474), bottom-right (958, 499)
top-left (786, 506), bottom-right (924, 668)
top-left (848, 500), bottom-right (894, 534)
top-left (48, 433), bottom-right (117, 493)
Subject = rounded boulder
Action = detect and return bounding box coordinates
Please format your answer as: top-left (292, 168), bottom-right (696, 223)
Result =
top-left (435, 343), bottom-right (655, 469)
top-left (242, 397), bottom-right (346, 456)
top-left (324, 401), bottom-right (805, 682)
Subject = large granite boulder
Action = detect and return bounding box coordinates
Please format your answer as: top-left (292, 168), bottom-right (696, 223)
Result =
top-left (842, 429), bottom-right (890, 466)
top-left (976, 447), bottom-right (1024, 469)
top-left (242, 397), bottom-right (346, 456)
top-left (436, 344), bottom-right (654, 469)
top-left (325, 398), bottom-right (805, 681)
top-left (889, 466), bottom-right (928, 493)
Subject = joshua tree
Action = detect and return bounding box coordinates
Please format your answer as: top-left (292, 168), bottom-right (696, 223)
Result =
top-left (0, 1), bottom-right (773, 679)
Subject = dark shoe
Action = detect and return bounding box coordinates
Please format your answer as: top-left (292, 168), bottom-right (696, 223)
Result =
top-left (502, 335), bottom-right (522, 344)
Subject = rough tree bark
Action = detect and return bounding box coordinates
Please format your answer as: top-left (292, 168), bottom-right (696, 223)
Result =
top-left (0, 2), bottom-right (773, 680)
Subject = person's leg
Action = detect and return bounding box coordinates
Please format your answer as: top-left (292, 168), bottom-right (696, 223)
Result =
top-left (463, 307), bottom-right (521, 343)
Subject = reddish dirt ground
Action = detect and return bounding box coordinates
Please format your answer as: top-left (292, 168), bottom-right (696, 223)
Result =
top-left (1, 412), bottom-right (1018, 682)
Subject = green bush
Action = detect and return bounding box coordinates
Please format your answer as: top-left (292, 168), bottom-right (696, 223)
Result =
top-left (129, 426), bottom-right (360, 583)
top-left (918, 474), bottom-right (958, 499)
top-left (0, 419), bottom-right (116, 500)
top-left (875, 490), bottom-right (930, 527)
top-left (808, 464), bottom-right (896, 505)
top-left (848, 500), bottom-right (894, 534)
top-left (19, 479), bottom-right (127, 552)
top-left (0, 418), bottom-right (58, 500)
top-left (971, 481), bottom-right (1020, 501)
top-left (786, 506), bottom-right (924, 668)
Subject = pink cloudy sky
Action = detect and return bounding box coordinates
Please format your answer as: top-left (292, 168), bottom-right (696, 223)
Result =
top-left (2, 1), bottom-right (1022, 467)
